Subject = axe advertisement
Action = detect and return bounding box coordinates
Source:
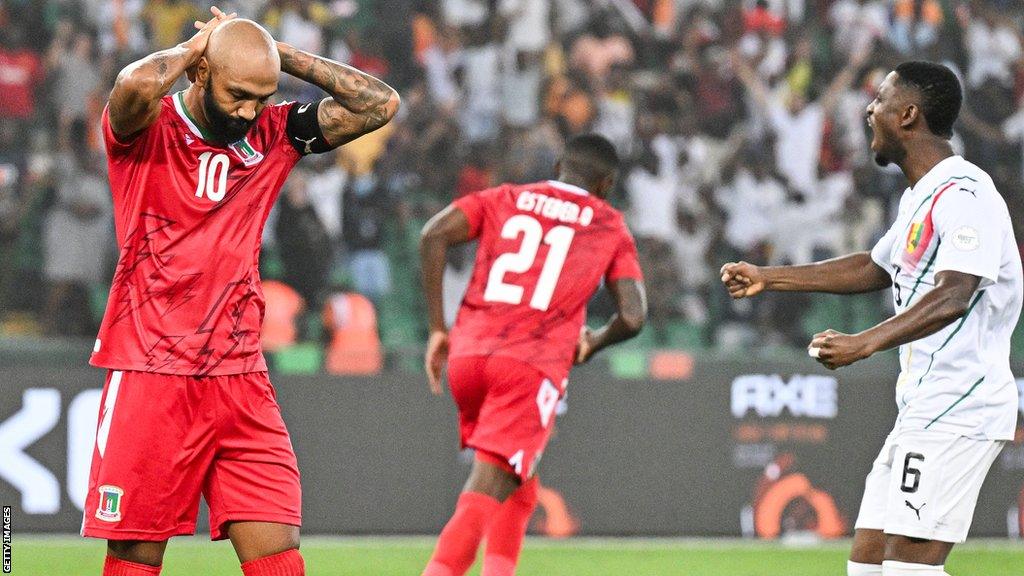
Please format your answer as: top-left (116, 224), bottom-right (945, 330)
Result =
top-left (1, 357), bottom-right (1022, 538)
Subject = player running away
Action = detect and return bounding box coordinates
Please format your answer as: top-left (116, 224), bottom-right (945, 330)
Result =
top-left (721, 62), bottom-right (1022, 576)
top-left (82, 7), bottom-right (398, 576)
top-left (419, 134), bottom-right (647, 576)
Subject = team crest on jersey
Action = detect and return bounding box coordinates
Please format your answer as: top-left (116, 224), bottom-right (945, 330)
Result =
top-left (96, 485), bottom-right (124, 522)
top-left (906, 222), bottom-right (924, 253)
top-left (229, 138), bottom-right (264, 167)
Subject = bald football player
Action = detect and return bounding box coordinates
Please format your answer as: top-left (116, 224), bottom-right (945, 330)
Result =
top-left (82, 7), bottom-right (398, 576)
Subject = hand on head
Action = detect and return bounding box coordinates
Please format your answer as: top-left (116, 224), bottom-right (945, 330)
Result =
top-left (185, 6), bottom-right (236, 82)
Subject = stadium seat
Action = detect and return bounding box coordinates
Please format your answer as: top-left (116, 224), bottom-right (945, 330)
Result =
top-left (665, 320), bottom-right (706, 351)
top-left (323, 292), bottom-right (383, 375)
top-left (271, 343), bottom-right (323, 375)
top-left (608, 349), bottom-right (647, 379)
top-left (261, 280), bottom-right (304, 352)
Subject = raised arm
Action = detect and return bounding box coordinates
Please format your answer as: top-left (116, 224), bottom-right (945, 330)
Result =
top-left (277, 42), bottom-right (400, 149)
top-left (109, 6), bottom-right (234, 139)
top-left (819, 47), bottom-right (871, 114)
top-left (576, 279), bottom-right (648, 364)
top-left (721, 252), bottom-right (892, 298)
top-left (419, 205), bottom-right (472, 394)
top-left (959, 106), bottom-right (1008, 143)
top-left (810, 271), bottom-right (981, 370)
top-left (731, 50), bottom-right (772, 112)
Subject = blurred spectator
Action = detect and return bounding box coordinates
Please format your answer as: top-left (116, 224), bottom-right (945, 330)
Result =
top-left (890, 0), bottom-right (943, 55)
top-left (275, 170), bottom-right (332, 308)
top-left (962, 1), bottom-right (1022, 90)
top-left (304, 153), bottom-right (348, 242)
top-left (732, 47), bottom-right (868, 196)
top-left (47, 24), bottom-right (103, 143)
top-left (343, 174), bottom-right (392, 307)
top-left (142, 0), bottom-right (199, 48)
top-left (0, 27), bottom-right (44, 122)
top-left (5, 0), bottom-right (1024, 361)
top-left (42, 121), bottom-right (111, 336)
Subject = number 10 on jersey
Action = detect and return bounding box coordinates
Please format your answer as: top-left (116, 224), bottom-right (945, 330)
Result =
top-left (484, 215), bottom-right (575, 311)
top-left (194, 152), bottom-right (229, 202)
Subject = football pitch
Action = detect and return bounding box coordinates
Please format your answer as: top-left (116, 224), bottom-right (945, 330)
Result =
top-left (12, 536), bottom-right (1024, 576)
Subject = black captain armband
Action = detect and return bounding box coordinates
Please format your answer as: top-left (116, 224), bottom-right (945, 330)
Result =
top-left (285, 99), bottom-right (333, 155)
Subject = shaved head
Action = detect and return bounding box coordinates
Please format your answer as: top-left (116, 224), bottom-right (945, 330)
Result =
top-left (206, 19), bottom-right (280, 83)
top-left (194, 19), bottom-right (280, 144)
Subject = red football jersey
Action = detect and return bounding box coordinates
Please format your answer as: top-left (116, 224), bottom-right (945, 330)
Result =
top-left (450, 180), bottom-right (643, 381)
top-left (91, 92), bottom-right (302, 376)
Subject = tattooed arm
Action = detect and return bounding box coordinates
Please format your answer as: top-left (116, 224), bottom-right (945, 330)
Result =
top-left (277, 42), bottom-right (400, 148)
top-left (108, 6), bottom-right (235, 139)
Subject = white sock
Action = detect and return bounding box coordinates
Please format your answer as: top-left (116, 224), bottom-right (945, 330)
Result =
top-left (882, 560), bottom-right (948, 575)
top-left (848, 560), bottom-right (883, 575)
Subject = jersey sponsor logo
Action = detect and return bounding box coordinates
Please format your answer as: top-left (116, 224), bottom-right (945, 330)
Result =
top-left (297, 102), bottom-right (313, 114)
top-left (228, 138), bottom-right (264, 167)
top-left (951, 226), bottom-right (980, 251)
top-left (95, 485), bottom-right (124, 522)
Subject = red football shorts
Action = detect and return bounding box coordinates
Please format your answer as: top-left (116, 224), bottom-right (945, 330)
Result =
top-left (81, 370), bottom-right (301, 541)
top-left (448, 356), bottom-right (566, 481)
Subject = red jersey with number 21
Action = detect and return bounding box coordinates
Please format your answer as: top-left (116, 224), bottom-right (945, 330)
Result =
top-left (91, 92), bottom-right (302, 376)
top-left (451, 180), bottom-right (643, 382)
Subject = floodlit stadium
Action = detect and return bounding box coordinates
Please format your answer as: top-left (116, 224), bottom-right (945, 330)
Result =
top-left (2, 1), bottom-right (1024, 575)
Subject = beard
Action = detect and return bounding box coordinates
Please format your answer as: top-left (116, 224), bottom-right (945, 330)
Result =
top-left (203, 79), bottom-right (256, 144)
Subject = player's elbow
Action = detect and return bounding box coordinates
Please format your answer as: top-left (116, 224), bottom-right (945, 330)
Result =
top-left (383, 90), bottom-right (401, 122)
top-left (364, 89), bottom-right (401, 132)
top-left (113, 64), bottom-right (162, 102)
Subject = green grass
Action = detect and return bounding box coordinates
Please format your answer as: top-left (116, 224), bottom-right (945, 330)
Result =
top-left (11, 536), bottom-right (1024, 575)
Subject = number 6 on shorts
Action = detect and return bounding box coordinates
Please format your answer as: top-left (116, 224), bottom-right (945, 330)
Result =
top-left (900, 452), bottom-right (924, 493)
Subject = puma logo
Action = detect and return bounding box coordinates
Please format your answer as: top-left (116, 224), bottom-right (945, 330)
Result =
top-left (905, 500), bottom-right (926, 521)
top-left (294, 136), bottom-right (317, 155)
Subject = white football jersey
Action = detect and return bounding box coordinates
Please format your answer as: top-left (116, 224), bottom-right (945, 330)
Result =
top-left (871, 155), bottom-right (1022, 441)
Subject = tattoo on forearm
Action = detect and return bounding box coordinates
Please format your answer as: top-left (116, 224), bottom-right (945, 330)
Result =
top-left (279, 45), bottom-right (396, 143)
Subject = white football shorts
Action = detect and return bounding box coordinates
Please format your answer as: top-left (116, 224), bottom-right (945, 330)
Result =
top-left (854, 427), bottom-right (1005, 543)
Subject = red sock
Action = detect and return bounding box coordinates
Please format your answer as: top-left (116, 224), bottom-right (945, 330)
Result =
top-left (422, 492), bottom-right (502, 576)
top-left (103, 556), bottom-right (161, 576)
top-left (240, 549), bottom-right (305, 576)
top-left (483, 477), bottom-right (539, 576)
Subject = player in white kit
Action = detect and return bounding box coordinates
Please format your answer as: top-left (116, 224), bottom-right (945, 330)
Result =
top-left (720, 61), bottom-right (1022, 576)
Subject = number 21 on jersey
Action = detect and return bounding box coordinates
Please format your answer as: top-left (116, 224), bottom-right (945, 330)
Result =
top-left (484, 215), bottom-right (574, 311)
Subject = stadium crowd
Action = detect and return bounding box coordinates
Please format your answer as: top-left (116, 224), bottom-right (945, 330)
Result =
top-left (2, 0), bottom-right (1023, 363)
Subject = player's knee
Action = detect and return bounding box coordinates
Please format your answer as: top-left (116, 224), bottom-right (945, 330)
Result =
top-left (848, 561), bottom-right (883, 576)
top-left (107, 539), bottom-right (167, 566)
top-left (881, 560), bottom-right (949, 575)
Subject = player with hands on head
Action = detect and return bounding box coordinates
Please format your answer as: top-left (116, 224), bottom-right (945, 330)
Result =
top-left (722, 62), bottom-right (1021, 576)
top-left (419, 133), bottom-right (646, 576)
top-left (84, 7), bottom-right (398, 576)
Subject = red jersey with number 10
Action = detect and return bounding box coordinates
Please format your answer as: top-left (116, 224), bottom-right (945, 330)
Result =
top-left (450, 180), bottom-right (643, 382)
top-left (91, 93), bottom-right (302, 376)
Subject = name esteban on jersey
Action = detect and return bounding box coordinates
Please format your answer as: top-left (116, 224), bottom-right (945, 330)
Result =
top-left (515, 191), bottom-right (594, 226)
